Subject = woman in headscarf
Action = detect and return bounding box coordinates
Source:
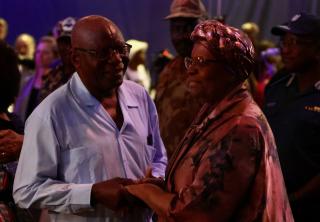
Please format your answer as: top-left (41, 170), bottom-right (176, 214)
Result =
top-left (125, 20), bottom-right (293, 222)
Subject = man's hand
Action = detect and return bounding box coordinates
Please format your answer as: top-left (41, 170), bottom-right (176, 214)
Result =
top-left (0, 129), bottom-right (24, 163)
top-left (91, 177), bottom-right (135, 211)
top-left (137, 167), bottom-right (165, 188)
top-left (138, 177), bottom-right (165, 189)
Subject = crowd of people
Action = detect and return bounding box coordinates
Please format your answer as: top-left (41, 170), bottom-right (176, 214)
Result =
top-left (0, 0), bottom-right (319, 221)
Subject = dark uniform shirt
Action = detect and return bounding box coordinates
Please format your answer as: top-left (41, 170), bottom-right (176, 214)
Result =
top-left (264, 73), bottom-right (320, 221)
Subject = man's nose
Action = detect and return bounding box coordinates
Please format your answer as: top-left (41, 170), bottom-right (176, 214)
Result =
top-left (281, 45), bottom-right (291, 55)
top-left (186, 65), bottom-right (198, 76)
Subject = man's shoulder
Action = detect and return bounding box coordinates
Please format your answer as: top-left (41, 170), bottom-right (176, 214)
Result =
top-left (267, 70), bottom-right (292, 88)
top-left (26, 84), bottom-right (70, 126)
top-left (35, 84), bottom-right (69, 113)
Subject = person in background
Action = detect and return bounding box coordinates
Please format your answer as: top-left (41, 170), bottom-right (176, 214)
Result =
top-left (15, 33), bottom-right (36, 61)
top-left (264, 12), bottom-right (320, 222)
top-left (38, 17), bottom-right (76, 102)
top-left (0, 40), bottom-right (23, 222)
top-left (0, 18), bottom-right (8, 41)
top-left (14, 33), bottom-right (36, 85)
top-left (155, 0), bottom-right (207, 159)
top-left (149, 49), bottom-right (174, 98)
top-left (0, 19), bottom-right (77, 191)
top-left (14, 36), bottom-right (58, 122)
top-left (126, 19), bottom-right (293, 222)
top-left (13, 15), bottom-right (167, 221)
top-left (125, 39), bottom-right (151, 92)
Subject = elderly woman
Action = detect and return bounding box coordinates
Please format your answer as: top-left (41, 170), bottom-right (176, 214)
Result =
top-left (126, 20), bottom-right (293, 221)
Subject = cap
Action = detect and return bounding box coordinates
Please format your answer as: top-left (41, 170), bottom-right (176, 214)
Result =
top-left (53, 17), bottom-right (77, 39)
top-left (271, 12), bottom-right (320, 37)
top-left (126, 39), bottom-right (148, 60)
top-left (165, 0), bottom-right (207, 20)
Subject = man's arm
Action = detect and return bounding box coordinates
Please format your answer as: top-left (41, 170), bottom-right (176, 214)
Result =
top-left (13, 112), bottom-right (139, 214)
top-left (13, 114), bottom-right (94, 214)
top-left (146, 91), bottom-right (167, 178)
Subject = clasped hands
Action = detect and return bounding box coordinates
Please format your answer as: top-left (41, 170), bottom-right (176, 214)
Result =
top-left (90, 174), bottom-right (165, 213)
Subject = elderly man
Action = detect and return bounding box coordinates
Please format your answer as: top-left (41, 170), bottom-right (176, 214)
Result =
top-left (264, 13), bottom-right (320, 222)
top-left (13, 15), bottom-right (167, 221)
top-left (155, 0), bottom-right (207, 159)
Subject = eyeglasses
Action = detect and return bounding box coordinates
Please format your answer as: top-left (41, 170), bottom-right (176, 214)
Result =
top-left (74, 43), bottom-right (132, 61)
top-left (184, 56), bottom-right (220, 70)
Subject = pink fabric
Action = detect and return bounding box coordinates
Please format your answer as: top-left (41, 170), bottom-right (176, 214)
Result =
top-left (165, 84), bottom-right (293, 222)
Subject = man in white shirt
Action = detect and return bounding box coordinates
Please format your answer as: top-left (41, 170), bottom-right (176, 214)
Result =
top-left (13, 15), bottom-right (167, 222)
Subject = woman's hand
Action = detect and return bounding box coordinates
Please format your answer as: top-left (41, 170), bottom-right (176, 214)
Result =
top-left (126, 183), bottom-right (175, 218)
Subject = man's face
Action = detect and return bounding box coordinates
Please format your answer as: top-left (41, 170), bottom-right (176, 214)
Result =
top-left (280, 33), bottom-right (318, 73)
top-left (72, 23), bottom-right (130, 98)
top-left (170, 17), bottom-right (198, 57)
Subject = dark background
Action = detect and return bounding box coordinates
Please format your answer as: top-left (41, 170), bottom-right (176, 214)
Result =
top-left (1, 0), bottom-right (319, 63)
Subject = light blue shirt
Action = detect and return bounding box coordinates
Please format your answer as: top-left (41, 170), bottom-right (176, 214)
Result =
top-left (13, 73), bottom-right (167, 221)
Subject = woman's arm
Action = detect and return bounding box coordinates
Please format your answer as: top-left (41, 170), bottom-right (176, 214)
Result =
top-left (126, 183), bottom-right (175, 218)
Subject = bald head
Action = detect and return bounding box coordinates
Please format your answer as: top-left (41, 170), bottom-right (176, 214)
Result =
top-left (70, 15), bottom-right (129, 99)
top-left (71, 15), bottom-right (124, 50)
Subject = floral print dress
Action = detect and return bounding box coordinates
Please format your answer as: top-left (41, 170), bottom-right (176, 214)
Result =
top-left (164, 84), bottom-right (293, 222)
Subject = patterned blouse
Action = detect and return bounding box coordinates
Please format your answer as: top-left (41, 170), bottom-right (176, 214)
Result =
top-left (164, 84), bottom-right (293, 222)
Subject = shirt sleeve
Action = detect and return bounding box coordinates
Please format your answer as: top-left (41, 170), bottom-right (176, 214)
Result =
top-left (13, 112), bottom-right (93, 214)
top-left (145, 91), bottom-right (167, 178)
top-left (168, 122), bottom-right (264, 221)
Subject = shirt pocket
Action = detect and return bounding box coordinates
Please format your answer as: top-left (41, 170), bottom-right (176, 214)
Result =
top-left (60, 146), bottom-right (104, 183)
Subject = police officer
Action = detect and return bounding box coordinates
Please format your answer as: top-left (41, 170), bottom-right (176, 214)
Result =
top-left (264, 12), bottom-right (320, 222)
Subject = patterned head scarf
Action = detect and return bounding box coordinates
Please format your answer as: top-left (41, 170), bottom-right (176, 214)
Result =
top-left (191, 20), bottom-right (256, 80)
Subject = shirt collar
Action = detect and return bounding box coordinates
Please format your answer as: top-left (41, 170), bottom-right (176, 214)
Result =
top-left (118, 81), bottom-right (140, 108)
top-left (69, 73), bottom-right (139, 108)
top-left (69, 72), bottom-right (100, 107)
top-left (286, 73), bottom-right (320, 91)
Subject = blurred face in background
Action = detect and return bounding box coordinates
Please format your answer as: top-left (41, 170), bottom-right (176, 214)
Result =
top-left (35, 41), bottom-right (57, 69)
top-left (15, 34), bottom-right (35, 60)
top-left (280, 33), bottom-right (318, 73)
top-left (0, 19), bottom-right (8, 40)
top-left (170, 17), bottom-right (198, 57)
top-left (15, 39), bottom-right (28, 57)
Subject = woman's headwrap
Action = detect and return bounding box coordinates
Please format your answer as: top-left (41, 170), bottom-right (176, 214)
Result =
top-left (191, 20), bottom-right (256, 80)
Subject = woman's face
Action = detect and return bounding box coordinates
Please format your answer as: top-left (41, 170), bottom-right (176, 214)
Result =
top-left (186, 41), bottom-right (235, 103)
top-left (35, 41), bottom-right (56, 68)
